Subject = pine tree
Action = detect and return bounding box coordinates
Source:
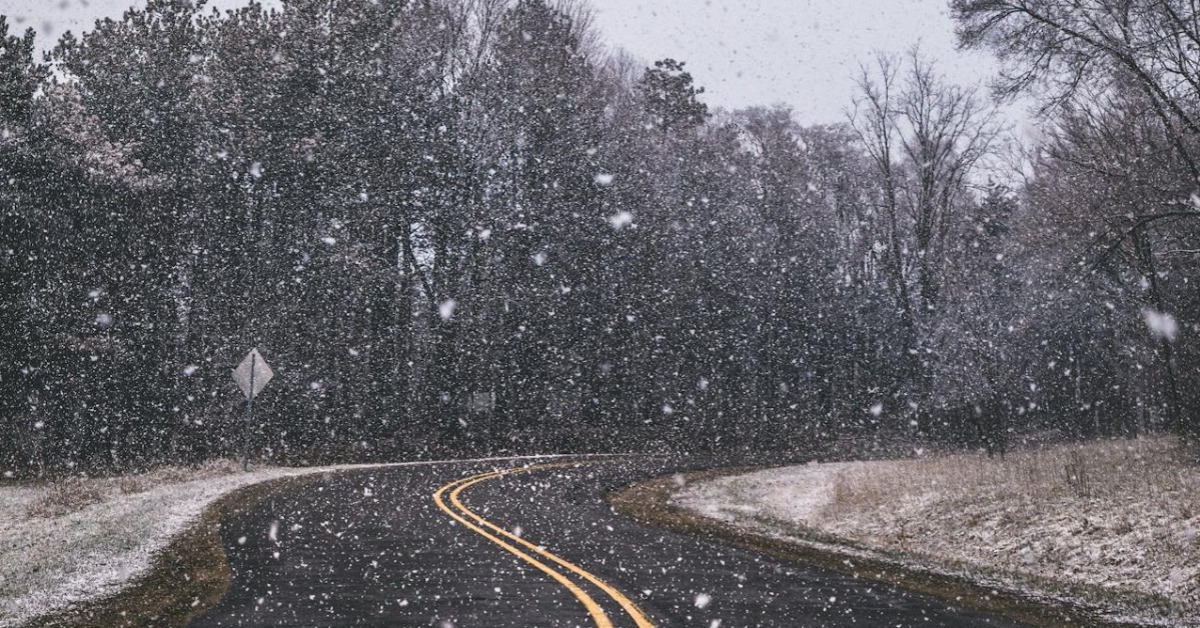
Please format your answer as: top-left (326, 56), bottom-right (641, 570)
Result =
top-left (639, 59), bottom-right (709, 133)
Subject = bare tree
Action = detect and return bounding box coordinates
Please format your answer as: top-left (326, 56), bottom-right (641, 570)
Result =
top-left (849, 53), bottom-right (915, 343)
top-left (953, 0), bottom-right (1200, 440)
top-left (849, 50), bottom-right (1000, 367)
top-left (952, 0), bottom-right (1200, 178)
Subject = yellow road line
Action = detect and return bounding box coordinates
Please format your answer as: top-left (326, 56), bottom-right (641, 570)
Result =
top-left (450, 468), bottom-right (656, 628)
top-left (433, 468), bottom-right (613, 628)
top-left (433, 464), bottom-right (655, 628)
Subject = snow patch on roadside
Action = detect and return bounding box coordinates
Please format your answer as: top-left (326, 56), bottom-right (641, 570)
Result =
top-left (672, 441), bottom-right (1200, 626)
top-left (1, 466), bottom-right (307, 626)
top-left (674, 461), bottom-right (852, 526)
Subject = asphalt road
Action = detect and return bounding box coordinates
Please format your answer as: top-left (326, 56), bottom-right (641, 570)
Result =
top-left (190, 457), bottom-right (1026, 627)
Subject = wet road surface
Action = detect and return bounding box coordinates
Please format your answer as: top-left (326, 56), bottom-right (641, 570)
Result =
top-left (190, 457), bottom-right (1026, 627)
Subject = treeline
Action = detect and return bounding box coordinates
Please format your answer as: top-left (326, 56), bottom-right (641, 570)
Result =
top-left (1, 0), bottom-right (1195, 476)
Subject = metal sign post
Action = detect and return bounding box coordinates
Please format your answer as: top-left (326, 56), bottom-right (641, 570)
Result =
top-left (233, 348), bottom-right (274, 471)
top-left (244, 352), bottom-right (255, 472)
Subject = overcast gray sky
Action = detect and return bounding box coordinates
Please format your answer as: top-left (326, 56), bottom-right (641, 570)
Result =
top-left (0, 0), bottom-right (1010, 125)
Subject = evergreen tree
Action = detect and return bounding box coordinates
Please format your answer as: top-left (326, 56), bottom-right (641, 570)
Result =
top-left (639, 58), bottom-right (709, 133)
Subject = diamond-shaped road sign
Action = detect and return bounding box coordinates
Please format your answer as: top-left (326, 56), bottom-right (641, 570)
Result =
top-left (233, 348), bottom-right (273, 399)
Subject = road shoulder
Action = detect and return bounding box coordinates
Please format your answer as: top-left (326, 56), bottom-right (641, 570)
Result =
top-left (608, 467), bottom-right (1148, 628)
top-left (23, 472), bottom-right (325, 628)
top-left (8, 454), bottom-right (581, 628)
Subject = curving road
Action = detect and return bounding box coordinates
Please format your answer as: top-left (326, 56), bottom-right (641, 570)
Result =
top-left (190, 457), bottom-right (1026, 627)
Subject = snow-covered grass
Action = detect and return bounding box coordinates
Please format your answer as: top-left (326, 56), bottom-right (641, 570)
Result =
top-left (0, 454), bottom-right (580, 627)
top-left (674, 437), bottom-right (1200, 624)
top-left (0, 461), bottom-right (313, 627)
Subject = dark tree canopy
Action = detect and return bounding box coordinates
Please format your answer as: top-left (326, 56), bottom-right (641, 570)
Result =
top-left (1, 0), bottom-right (1195, 477)
top-left (639, 58), bottom-right (710, 133)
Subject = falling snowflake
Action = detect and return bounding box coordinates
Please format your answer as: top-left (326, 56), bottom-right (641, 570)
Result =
top-left (1143, 308), bottom-right (1178, 341)
top-left (609, 211), bottom-right (634, 230)
top-left (439, 299), bottom-right (458, 321)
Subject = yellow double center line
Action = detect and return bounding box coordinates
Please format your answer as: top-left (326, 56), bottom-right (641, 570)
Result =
top-left (432, 463), bottom-right (654, 628)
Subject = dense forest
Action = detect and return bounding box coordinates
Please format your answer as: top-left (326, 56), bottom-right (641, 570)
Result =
top-left (2, 0), bottom-right (1198, 476)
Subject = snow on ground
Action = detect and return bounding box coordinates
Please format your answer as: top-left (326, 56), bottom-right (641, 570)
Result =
top-left (672, 461), bottom-right (853, 525)
top-left (0, 462), bottom-right (323, 627)
top-left (674, 437), bottom-right (1200, 625)
top-left (0, 454), bottom-right (574, 627)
